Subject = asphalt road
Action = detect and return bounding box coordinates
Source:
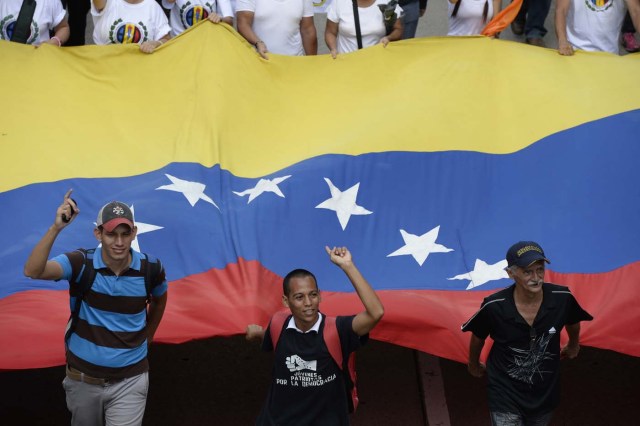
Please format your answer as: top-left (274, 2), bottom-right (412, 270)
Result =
top-left (1, 336), bottom-right (638, 425)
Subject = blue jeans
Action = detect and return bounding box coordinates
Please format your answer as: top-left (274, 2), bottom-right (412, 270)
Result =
top-left (402, 1), bottom-right (420, 39)
top-left (514, 0), bottom-right (552, 39)
top-left (490, 411), bottom-right (553, 426)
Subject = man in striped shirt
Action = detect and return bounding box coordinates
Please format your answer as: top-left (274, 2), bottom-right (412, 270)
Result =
top-left (24, 190), bottom-right (168, 426)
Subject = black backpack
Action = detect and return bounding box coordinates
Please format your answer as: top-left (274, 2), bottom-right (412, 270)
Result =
top-left (64, 248), bottom-right (162, 343)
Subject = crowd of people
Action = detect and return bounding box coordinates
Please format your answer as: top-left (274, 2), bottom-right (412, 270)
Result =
top-left (1, 0), bottom-right (639, 55)
top-left (23, 192), bottom-right (593, 426)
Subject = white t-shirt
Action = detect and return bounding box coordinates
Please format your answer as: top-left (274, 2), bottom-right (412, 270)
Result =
top-left (0, 0), bottom-right (65, 45)
top-left (566, 0), bottom-right (627, 54)
top-left (162, 0), bottom-right (234, 36)
top-left (327, 0), bottom-right (403, 54)
top-left (236, 0), bottom-right (314, 56)
top-left (447, 0), bottom-right (493, 36)
top-left (91, 0), bottom-right (171, 45)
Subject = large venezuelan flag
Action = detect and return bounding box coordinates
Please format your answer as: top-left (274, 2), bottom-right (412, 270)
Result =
top-left (1, 23), bottom-right (639, 370)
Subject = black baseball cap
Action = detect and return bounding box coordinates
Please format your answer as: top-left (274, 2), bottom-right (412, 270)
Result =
top-left (96, 201), bottom-right (134, 232)
top-left (506, 241), bottom-right (550, 268)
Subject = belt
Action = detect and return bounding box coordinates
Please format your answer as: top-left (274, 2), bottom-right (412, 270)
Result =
top-left (65, 365), bottom-right (124, 386)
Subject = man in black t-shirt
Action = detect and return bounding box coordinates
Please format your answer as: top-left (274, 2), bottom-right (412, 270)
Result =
top-left (462, 241), bottom-right (593, 426)
top-left (246, 246), bottom-right (384, 426)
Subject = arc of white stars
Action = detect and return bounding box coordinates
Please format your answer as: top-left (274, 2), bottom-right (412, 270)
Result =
top-left (156, 173), bottom-right (219, 210)
top-left (315, 178), bottom-right (372, 230)
top-left (233, 175), bottom-right (291, 204)
top-left (387, 225), bottom-right (453, 266)
top-left (448, 259), bottom-right (509, 290)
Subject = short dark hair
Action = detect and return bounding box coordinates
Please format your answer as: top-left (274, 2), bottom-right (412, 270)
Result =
top-left (283, 269), bottom-right (318, 296)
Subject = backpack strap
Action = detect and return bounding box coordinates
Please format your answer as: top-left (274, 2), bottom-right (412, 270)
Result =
top-left (10, 0), bottom-right (37, 44)
top-left (451, 0), bottom-right (462, 17)
top-left (323, 315), bottom-right (359, 412)
top-left (269, 311), bottom-right (290, 349)
top-left (346, 352), bottom-right (359, 412)
top-left (351, 0), bottom-right (363, 49)
top-left (65, 249), bottom-right (97, 343)
top-left (142, 253), bottom-right (162, 302)
top-left (322, 316), bottom-right (344, 369)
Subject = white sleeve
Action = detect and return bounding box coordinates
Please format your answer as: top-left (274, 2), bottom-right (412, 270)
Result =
top-left (235, 0), bottom-right (256, 13)
top-left (50, 0), bottom-right (67, 28)
top-left (217, 0), bottom-right (235, 17)
top-left (327, 0), bottom-right (339, 22)
top-left (153, 4), bottom-right (172, 39)
top-left (161, 0), bottom-right (175, 10)
top-left (303, 0), bottom-right (315, 17)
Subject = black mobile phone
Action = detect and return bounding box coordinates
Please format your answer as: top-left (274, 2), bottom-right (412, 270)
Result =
top-left (62, 198), bottom-right (77, 223)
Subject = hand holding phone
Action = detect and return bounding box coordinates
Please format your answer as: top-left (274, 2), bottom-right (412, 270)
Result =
top-left (61, 198), bottom-right (77, 223)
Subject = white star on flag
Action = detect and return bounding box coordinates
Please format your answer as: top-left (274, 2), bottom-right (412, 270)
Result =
top-left (233, 175), bottom-right (291, 204)
top-left (156, 174), bottom-right (219, 210)
top-left (387, 225), bottom-right (453, 266)
top-left (448, 259), bottom-right (509, 290)
top-left (130, 205), bottom-right (163, 253)
top-left (315, 178), bottom-right (372, 230)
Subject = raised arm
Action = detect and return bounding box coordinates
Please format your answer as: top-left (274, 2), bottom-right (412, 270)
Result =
top-left (24, 190), bottom-right (79, 280)
top-left (325, 246), bottom-right (384, 336)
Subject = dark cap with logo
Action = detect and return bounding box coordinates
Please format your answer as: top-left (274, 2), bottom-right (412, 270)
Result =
top-left (96, 201), bottom-right (134, 232)
top-left (506, 241), bottom-right (550, 268)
